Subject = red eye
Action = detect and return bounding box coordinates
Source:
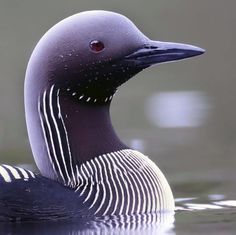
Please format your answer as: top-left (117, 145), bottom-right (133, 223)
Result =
top-left (90, 40), bottom-right (105, 52)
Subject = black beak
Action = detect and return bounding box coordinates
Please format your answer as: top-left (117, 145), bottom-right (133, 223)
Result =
top-left (125, 40), bottom-right (205, 68)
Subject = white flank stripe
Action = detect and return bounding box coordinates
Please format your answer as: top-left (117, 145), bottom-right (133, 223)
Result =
top-left (135, 151), bottom-right (164, 210)
top-left (75, 165), bottom-right (84, 192)
top-left (118, 151), bottom-right (144, 214)
top-left (77, 166), bottom-right (83, 186)
top-left (79, 165), bottom-right (89, 196)
top-left (139, 153), bottom-right (167, 210)
top-left (129, 151), bottom-right (159, 211)
top-left (125, 151), bottom-right (148, 214)
top-left (143, 154), bottom-right (166, 210)
top-left (73, 149), bottom-right (171, 214)
top-left (107, 152), bottom-right (125, 214)
top-left (125, 151), bottom-right (151, 213)
top-left (109, 153), bottom-right (125, 215)
top-left (42, 90), bottom-right (66, 183)
top-left (86, 162), bottom-right (93, 177)
top-left (113, 152), bottom-right (130, 215)
top-left (89, 159), bottom-right (100, 209)
top-left (94, 158), bottom-right (106, 215)
top-left (57, 90), bottom-right (76, 186)
top-left (128, 151), bottom-right (153, 213)
top-left (16, 167), bottom-right (29, 179)
top-left (0, 165), bottom-right (11, 182)
top-left (103, 154), bottom-right (119, 215)
top-left (116, 151), bottom-right (137, 214)
top-left (3, 165), bottom-right (21, 179)
top-left (82, 163), bottom-right (90, 177)
top-left (83, 162), bottom-right (94, 203)
top-left (49, 86), bottom-right (70, 184)
top-left (139, 161), bottom-right (158, 211)
top-left (99, 156), bottom-right (113, 215)
top-left (27, 170), bottom-right (36, 178)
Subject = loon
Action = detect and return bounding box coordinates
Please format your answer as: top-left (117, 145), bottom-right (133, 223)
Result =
top-left (0, 10), bottom-right (204, 222)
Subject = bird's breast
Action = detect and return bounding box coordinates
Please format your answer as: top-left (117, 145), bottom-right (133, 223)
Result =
top-left (75, 149), bottom-right (175, 216)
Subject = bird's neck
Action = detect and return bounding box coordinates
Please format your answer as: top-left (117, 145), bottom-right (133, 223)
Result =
top-left (57, 89), bottom-right (127, 164)
top-left (34, 84), bottom-right (127, 184)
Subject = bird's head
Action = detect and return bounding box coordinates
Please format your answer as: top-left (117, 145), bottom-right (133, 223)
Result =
top-left (27, 10), bottom-right (205, 104)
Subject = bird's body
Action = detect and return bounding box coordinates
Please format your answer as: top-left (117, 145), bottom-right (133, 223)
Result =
top-left (0, 167), bottom-right (82, 221)
top-left (0, 150), bottom-right (172, 221)
top-left (0, 10), bottom-right (204, 222)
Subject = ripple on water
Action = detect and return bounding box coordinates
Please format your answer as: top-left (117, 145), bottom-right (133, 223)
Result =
top-left (175, 196), bottom-right (236, 235)
top-left (0, 212), bottom-right (175, 235)
top-left (1, 197), bottom-right (236, 234)
top-left (175, 196), bottom-right (236, 211)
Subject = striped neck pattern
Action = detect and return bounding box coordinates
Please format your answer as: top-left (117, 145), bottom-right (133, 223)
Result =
top-left (37, 85), bottom-right (174, 214)
top-left (37, 84), bottom-right (125, 186)
top-left (38, 85), bottom-right (77, 187)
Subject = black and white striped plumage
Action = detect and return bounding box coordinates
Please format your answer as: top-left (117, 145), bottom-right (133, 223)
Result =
top-left (0, 165), bottom-right (35, 183)
top-left (0, 10), bottom-right (204, 222)
top-left (35, 85), bottom-right (174, 215)
top-left (0, 165), bottom-right (84, 222)
top-left (38, 85), bottom-right (77, 187)
top-left (74, 149), bottom-right (174, 216)
top-left (0, 149), bottom-right (174, 221)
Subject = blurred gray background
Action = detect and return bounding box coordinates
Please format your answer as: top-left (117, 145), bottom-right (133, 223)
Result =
top-left (0, 0), bottom-right (235, 197)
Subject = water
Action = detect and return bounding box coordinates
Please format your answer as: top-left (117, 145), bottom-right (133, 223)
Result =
top-left (1, 163), bottom-right (236, 235)
top-left (1, 1), bottom-right (236, 234)
top-left (1, 196), bottom-right (236, 234)
top-left (175, 199), bottom-right (236, 235)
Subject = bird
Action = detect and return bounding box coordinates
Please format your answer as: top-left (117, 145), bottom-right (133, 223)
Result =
top-left (0, 10), bottom-right (204, 222)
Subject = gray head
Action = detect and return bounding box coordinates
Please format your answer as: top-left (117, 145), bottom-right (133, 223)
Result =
top-left (26, 10), bottom-right (204, 104)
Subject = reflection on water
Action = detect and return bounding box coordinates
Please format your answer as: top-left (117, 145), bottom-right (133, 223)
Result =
top-left (0, 212), bottom-right (175, 235)
top-left (176, 197), bottom-right (236, 212)
top-left (0, 190), bottom-right (236, 235)
top-left (2, 197), bottom-right (236, 235)
top-left (175, 198), bottom-right (236, 235)
top-left (214, 200), bottom-right (236, 207)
